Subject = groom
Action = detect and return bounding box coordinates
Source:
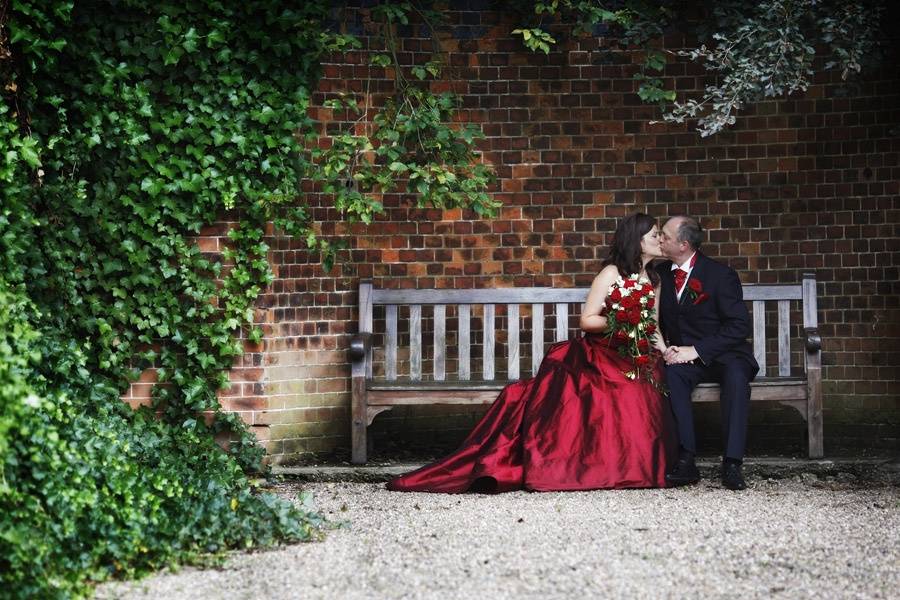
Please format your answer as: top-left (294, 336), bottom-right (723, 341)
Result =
top-left (656, 216), bottom-right (759, 490)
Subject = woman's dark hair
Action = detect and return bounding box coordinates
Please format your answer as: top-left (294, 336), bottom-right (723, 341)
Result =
top-left (602, 212), bottom-right (660, 286)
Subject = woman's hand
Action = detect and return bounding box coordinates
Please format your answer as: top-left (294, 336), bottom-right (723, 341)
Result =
top-left (653, 336), bottom-right (668, 354)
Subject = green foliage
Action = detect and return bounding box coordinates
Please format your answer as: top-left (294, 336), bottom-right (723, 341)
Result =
top-left (661, 0), bottom-right (885, 136)
top-left (512, 27), bottom-right (557, 54)
top-left (1, 1), bottom-right (335, 596)
top-left (513, 0), bottom-right (884, 135)
top-left (310, 2), bottom-right (499, 225)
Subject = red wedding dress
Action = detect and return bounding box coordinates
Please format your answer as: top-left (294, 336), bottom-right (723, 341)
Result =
top-left (387, 333), bottom-right (677, 493)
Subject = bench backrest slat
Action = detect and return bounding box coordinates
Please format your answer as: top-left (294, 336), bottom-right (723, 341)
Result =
top-left (483, 304), bottom-right (495, 380)
top-left (508, 304), bottom-right (520, 380)
top-left (532, 303), bottom-right (545, 375)
top-left (434, 304), bottom-right (446, 381)
top-left (459, 305), bottom-right (471, 380)
top-left (386, 304), bottom-right (398, 380)
top-left (753, 300), bottom-right (766, 376)
top-left (778, 300), bottom-right (791, 377)
top-left (360, 281), bottom-right (374, 379)
top-left (555, 303), bottom-right (568, 342)
top-left (410, 305), bottom-right (422, 381)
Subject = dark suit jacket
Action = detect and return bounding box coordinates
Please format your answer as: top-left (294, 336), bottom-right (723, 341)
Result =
top-left (656, 253), bottom-right (759, 375)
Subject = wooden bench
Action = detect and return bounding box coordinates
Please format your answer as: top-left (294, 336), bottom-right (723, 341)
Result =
top-left (349, 274), bottom-right (823, 463)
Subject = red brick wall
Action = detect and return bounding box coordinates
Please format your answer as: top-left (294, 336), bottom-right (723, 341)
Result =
top-left (127, 5), bottom-right (898, 462)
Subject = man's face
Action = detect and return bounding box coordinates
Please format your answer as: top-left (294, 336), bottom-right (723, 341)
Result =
top-left (659, 219), bottom-right (685, 260)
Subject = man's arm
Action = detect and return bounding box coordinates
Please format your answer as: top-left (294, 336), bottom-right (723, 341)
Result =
top-left (693, 268), bottom-right (751, 364)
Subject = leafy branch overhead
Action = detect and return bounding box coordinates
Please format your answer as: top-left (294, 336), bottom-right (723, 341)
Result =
top-left (513, 0), bottom-right (885, 136)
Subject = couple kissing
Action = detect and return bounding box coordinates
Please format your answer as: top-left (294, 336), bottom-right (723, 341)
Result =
top-left (388, 213), bottom-right (758, 493)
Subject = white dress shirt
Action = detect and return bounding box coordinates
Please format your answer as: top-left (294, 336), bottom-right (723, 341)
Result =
top-left (671, 252), bottom-right (697, 302)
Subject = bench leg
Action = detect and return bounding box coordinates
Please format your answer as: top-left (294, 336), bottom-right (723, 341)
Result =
top-left (807, 366), bottom-right (824, 459)
top-left (351, 375), bottom-right (367, 464)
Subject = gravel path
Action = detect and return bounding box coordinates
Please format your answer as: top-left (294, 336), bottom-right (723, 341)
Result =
top-left (97, 476), bottom-right (899, 599)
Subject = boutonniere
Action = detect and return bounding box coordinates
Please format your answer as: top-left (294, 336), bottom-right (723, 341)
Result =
top-left (685, 278), bottom-right (710, 305)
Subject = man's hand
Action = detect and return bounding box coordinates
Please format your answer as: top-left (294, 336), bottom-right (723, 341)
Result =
top-left (664, 345), bottom-right (700, 365)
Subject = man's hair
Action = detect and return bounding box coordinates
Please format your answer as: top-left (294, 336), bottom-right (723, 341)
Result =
top-left (673, 215), bottom-right (703, 250)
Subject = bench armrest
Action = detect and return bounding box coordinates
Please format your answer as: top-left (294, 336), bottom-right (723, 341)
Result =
top-left (804, 327), bottom-right (821, 352)
top-left (349, 332), bottom-right (372, 362)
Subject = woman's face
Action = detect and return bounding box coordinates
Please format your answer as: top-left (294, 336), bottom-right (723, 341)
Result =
top-left (640, 225), bottom-right (663, 258)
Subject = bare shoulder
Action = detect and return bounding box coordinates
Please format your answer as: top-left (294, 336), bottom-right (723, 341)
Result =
top-left (593, 264), bottom-right (620, 284)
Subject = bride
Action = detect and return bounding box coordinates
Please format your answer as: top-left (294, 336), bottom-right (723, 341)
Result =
top-left (388, 213), bottom-right (676, 493)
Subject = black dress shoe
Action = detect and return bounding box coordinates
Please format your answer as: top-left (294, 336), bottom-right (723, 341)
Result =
top-left (721, 462), bottom-right (747, 490)
top-left (665, 456), bottom-right (700, 486)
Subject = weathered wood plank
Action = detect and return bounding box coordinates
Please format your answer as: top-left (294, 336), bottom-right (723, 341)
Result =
top-left (777, 300), bottom-right (791, 376)
top-left (532, 303), bottom-right (544, 375)
top-left (807, 362), bottom-right (823, 458)
top-left (370, 381), bottom-right (507, 391)
top-left (385, 305), bottom-right (398, 381)
top-left (802, 273), bottom-right (818, 328)
top-left (371, 284), bottom-right (801, 306)
top-left (691, 380), bottom-right (807, 402)
top-left (802, 273), bottom-right (823, 458)
top-left (482, 304), bottom-right (495, 380)
top-left (367, 379), bottom-right (808, 405)
top-left (555, 303), bottom-right (568, 341)
top-left (507, 304), bottom-right (520, 381)
top-left (743, 286), bottom-right (802, 301)
top-left (409, 304), bottom-right (421, 381)
top-left (369, 389), bottom-right (501, 405)
top-left (360, 281), bottom-right (374, 379)
top-left (373, 288), bottom-right (589, 305)
top-left (351, 375), bottom-right (368, 464)
top-left (368, 377), bottom-right (807, 392)
top-left (458, 304), bottom-right (471, 380)
top-left (433, 304), bottom-right (446, 381)
top-left (753, 300), bottom-right (766, 377)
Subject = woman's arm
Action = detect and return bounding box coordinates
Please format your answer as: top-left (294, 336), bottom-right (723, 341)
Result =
top-left (579, 265), bottom-right (619, 334)
top-left (652, 286), bottom-right (667, 353)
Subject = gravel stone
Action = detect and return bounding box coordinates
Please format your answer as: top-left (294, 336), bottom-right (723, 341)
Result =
top-left (97, 477), bottom-right (899, 599)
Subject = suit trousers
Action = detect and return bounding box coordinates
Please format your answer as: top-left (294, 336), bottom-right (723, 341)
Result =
top-left (665, 359), bottom-right (755, 460)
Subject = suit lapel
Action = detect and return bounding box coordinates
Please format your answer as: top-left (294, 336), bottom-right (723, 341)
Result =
top-left (679, 253), bottom-right (706, 308)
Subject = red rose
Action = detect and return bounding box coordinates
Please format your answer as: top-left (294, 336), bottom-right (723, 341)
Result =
top-left (610, 288), bottom-right (622, 301)
top-left (616, 310), bottom-right (627, 322)
top-left (646, 323), bottom-right (657, 334)
top-left (688, 279), bottom-right (702, 292)
top-left (637, 338), bottom-right (649, 351)
top-left (623, 279), bottom-right (636, 289)
top-left (635, 355), bottom-right (651, 367)
top-left (628, 311), bottom-right (641, 325)
top-left (646, 297), bottom-right (655, 308)
top-left (643, 283), bottom-right (654, 294)
top-left (621, 296), bottom-right (636, 308)
top-left (694, 292), bottom-right (710, 305)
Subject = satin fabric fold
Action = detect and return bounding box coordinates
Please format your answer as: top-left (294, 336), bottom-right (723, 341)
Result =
top-left (387, 334), bottom-right (676, 493)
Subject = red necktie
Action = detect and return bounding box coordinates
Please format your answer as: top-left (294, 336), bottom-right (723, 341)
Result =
top-left (674, 268), bottom-right (687, 292)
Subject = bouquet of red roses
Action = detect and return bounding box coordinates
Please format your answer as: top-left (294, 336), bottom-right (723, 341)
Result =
top-left (603, 273), bottom-right (661, 385)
